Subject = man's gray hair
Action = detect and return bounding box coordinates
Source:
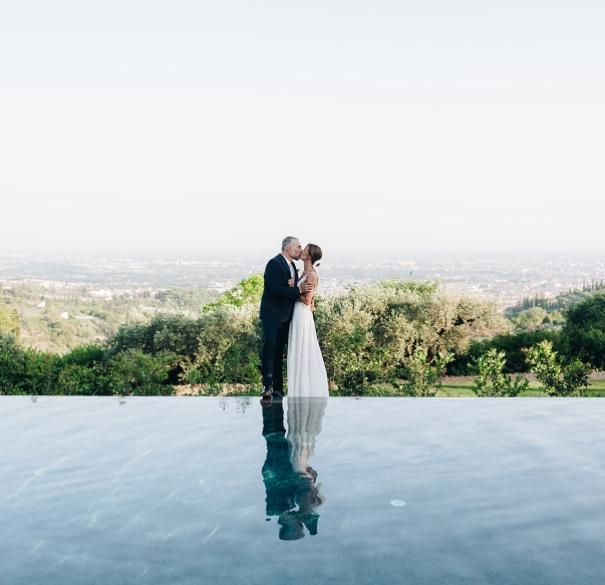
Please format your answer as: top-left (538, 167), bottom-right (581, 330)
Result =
top-left (281, 236), bottom-right (298, 251)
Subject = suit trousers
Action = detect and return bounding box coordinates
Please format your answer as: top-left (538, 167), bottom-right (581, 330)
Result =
top-left (261, 317), bottom-right (291, 392)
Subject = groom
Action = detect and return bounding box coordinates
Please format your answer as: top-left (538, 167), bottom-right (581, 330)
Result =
top-left (260, 236), bottom-right (314, 400)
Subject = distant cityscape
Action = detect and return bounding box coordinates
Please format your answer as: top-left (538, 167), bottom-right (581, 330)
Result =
top-left (1, 252), bottom-right (605, 308)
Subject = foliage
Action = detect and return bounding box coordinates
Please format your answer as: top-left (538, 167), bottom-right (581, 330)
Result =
top-left (524, 341), bottom-right (591, 397)
top-left (560, 292), bottom-right (605, 369)
top-left (204, 274), bottom-right (264, 310)
top-left (0, 282), bottom-right (215, 353)
top-left (0, 335), bottom-right (61, 395)
top-left (511, 307), bottom-right (564, 332)
top-left (3, 276), bottom-right (603, 397)
top-left (314, 289), bottom-right (385, 390)
top-left (403, 348), bottom-right (453, 396)
top-left (449, 329), bottom-right (560, 375)
top-left (22, 350), bottom-right (62, 395)
top-left (0, 305), bottom-right (20, 337)
top-left (56, 364), bottom-right (106, 395)
top-left (180, 304), bottom-right (261, 385)
top-left (315, 280), bottom-right (505, 390)
top-left (105, 349), bottom-right (175, 396)
top-left (472, 349), bottom-right (529, 397)
top-left (109, 315), bottom-right (202, 357)
top-left (62, 344), bottom-right (106, 367)
top-left (0, 335), bottom-right (25, 394)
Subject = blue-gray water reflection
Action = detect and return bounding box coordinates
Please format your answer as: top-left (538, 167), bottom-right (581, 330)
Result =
top-left (2, 397), bottom-right (605, 584)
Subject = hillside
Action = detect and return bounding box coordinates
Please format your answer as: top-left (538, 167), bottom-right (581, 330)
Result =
top-left (0, 281), bottom-right (216, 353)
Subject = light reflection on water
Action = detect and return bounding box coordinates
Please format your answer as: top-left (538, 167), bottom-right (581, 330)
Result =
top-left (1, 397), bottom-right (605, 584)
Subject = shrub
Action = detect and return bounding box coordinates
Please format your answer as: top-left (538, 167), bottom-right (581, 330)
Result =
top-left (62, 344), bottom-right (106, 367)
top-left (108, 315), bottom-right (202, 357)
top-left (472, 349), bottom-right (529, 397)
top-left (0, 334), bottom-right (26, 393)
top-left (106, 349), bottom-right (175, 396)
top-left (524, 341), bottom-right (591, 397)
top-left (22, 350), bottom-right (62, 395)
top-left (404, 348), bottom-right (453, 396)
top-left (180, 304), bottom-right (261, 385)
top-left (56, 364), bottom-right (107, 395)
top-left (449, 330), bottom-right (560, 375)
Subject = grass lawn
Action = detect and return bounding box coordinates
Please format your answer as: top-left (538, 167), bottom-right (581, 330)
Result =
top-left (437, 378), bottom-right (605, 398)
top-left (177, 377), bottom-right (605, 397)
top-left (586, 379), bottom-right (605, 397)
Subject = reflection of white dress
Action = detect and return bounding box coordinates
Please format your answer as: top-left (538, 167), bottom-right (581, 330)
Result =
top-left (287, 397), bottom-right (327, 472)
top-left (287, 274), bottom-right (329, 398)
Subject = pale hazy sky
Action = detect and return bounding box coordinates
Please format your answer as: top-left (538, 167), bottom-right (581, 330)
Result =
top-left (1, 1), bottom-right (603, 256)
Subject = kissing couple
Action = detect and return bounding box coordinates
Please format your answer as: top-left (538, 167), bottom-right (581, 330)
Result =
top-left (259, 236), bottom-right (329, 400)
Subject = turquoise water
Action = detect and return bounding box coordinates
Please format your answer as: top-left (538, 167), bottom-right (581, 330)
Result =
top-left (2, 397), bottom-right (605, 584)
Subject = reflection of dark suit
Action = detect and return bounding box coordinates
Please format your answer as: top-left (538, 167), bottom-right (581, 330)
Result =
top-left (261, 401), bottom-right (324, 540)
top-left (259, 255), bottom-right (299, 392)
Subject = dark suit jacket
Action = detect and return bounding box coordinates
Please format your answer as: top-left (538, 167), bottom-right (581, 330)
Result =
top-left (259, 254), bottom-right (299, 321)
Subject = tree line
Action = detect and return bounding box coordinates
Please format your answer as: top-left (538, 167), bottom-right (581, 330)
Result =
top-left (1, 276), bottom-right (604, 397)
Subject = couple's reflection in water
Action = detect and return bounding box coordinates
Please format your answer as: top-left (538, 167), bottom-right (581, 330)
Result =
top-left (261, 398), bottom-right (327, 541)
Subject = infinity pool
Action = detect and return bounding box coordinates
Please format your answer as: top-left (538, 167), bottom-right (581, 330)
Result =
top-left (2, 397), bottom-right (605, 584)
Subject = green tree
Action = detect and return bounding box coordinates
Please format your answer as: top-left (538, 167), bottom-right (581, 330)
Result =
top-left (560, 292), bottom-right (605, 369)
top-left (204, 274), bottom-right (264, 310)
top-left (404, 348), bottom-right (453, 396)
top-left (524, 341), bottom-right (591, 397)
top-left (0, 344), bottom-right (63, 395)
top-left (316, 280), bottom-right (505, 391)
top-left (0, 305), bottom-right (20, 338)
top-left (472, 349), bottom-right (529, 397)
top-left (449, 329), bottom-right (560, 375)
top-left (0, 334), bottom-right (26, 394)
top-left (314, 290), bottom-right (384, 391)
top-left (512, 307), bottom-right (550, 332)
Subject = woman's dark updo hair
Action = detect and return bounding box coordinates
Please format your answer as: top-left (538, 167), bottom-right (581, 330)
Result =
top-left (307, 243), bottom-right (322, 267)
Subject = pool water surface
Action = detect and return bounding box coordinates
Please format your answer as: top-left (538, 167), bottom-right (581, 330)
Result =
top-left (1, 397), bottom-right (605, 584)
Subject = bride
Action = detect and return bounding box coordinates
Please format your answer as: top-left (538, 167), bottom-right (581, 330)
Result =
top-left (287, 244), bottom-right (329, 398)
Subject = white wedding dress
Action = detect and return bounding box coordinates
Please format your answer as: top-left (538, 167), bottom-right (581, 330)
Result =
top-left (287, 273), bottom-right (329, 398)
